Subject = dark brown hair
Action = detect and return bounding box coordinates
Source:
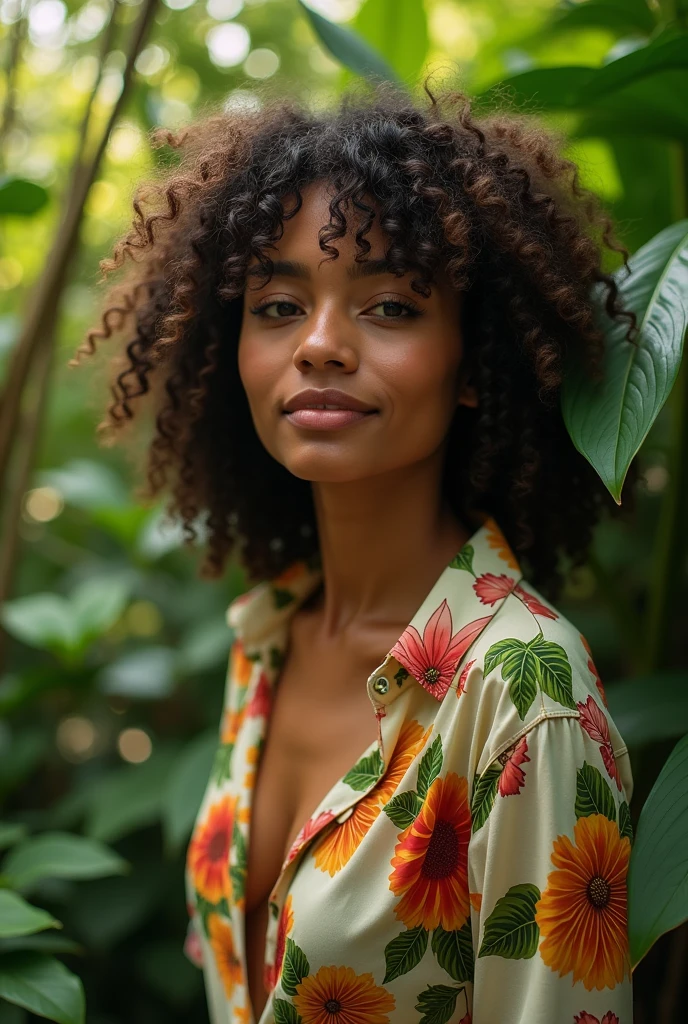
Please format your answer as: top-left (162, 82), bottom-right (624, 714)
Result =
top-left (70, 76), bottom-right (639, 601)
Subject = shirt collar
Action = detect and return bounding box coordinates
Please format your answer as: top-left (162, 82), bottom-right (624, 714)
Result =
top-left (226, 512), bottom-right (524, 702)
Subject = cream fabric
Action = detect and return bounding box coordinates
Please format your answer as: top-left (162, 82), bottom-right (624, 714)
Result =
top-left (184, 515), bottom-right (633, 1024)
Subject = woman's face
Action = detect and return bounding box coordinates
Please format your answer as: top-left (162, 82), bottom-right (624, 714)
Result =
top-left (237, 180), bottom-right (477, 484)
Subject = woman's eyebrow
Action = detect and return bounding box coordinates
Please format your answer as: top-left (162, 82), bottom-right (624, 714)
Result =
top-left (245, 258), bottom-right (399, 281)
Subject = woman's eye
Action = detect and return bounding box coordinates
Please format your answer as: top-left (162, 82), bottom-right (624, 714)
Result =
top-left (369, 300), bottom-right (416, 319)
top-left (251, 300), bottom-right (301, 319)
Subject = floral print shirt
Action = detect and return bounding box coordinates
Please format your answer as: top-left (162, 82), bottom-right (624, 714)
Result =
top-left (184, 514), bottom-right (634, 1024)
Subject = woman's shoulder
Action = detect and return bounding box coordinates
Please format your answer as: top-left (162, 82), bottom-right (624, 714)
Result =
top-left (454, 575), bottom-right (628, 770)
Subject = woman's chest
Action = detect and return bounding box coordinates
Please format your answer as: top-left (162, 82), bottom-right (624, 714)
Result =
top-left (244, 635), bottom-right (388, 915)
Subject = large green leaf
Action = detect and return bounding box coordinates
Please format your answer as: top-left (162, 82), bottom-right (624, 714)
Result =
top-left (628, 733), bottom-right (688, 966)
top-left (414, 984), bottom-right (463, 1024)
top-left (0, 825), bottom-right (27, 851)
top-left (0, 954), bottom-right (84, 1024)
top-left (542, 0), bottom-right (656, 37)
top-left (2, 833), bottom-right (128, 891)
top-left (0, 893), bottom-right (60, 939)
top-left (382, 925), bottom-right (428, 983)
top-left (161, 729), bottom-right (217, 853)
top-left (354, 0), bottom-right (428, 87)
top-left (0, 178), bottom-right (49, 217)
top-left (298, 0), bottom-right (400, 85)
top-left (580, 29), bottom-right (688, 101)
top-left (561, 219), bottom-right (688, 502)
top-left (605, 672), bottom-right (688, 747)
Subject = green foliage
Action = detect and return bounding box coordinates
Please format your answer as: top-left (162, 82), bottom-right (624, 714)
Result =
top-left (628, 734), bottom-right (688, 965)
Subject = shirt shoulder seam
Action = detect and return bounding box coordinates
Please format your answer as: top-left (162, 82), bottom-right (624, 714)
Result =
top-left (479, 708), bottom-right (581, 776)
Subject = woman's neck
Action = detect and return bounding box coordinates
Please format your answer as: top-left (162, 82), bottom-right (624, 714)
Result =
top-left (310, 451), bottom-right (473, 639)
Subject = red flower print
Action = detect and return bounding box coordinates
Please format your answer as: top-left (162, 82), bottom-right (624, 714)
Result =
top-left (187, 796), bottom-right (235, 903)
top-left (459, 1015), bottom-right (472, 1024)
top-left (577, 696), bottom-right (622, 790)
top-left (456, 658), bottom-right (475, 698)
top-left (183, 923), bottom-right (204, 967)
top-left (497, 736), bottom-right (530, 796)
top-left (246, 672), bottom-right (271, 718)
top-left (265, 894), bottom-right (294, 991)
top-left (388, 772), bottom-right (471, 931)
top-left (285, 810), bottom-right (336, 865)
top-left (473, 573), bottom-right (518, 605)
top-left (391, 599), bottom-right (492, 700)
top-left (573, 1014), bottom-right (619, 1024)
top-left (514, 583), bottom-right (558, 620)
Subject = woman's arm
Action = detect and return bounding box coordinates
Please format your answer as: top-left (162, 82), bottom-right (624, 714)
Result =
top-left (467, 711), bottom-right (633, 1023)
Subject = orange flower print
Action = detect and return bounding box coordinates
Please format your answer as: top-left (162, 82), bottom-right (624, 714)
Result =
top-left (459, 1016), bottom-right (471, 1024)
top-left (497, 736), bottom-right (530, 796)
top-left (391, 599), bottom-right (492, 700)
top-left (456, 658), bottom-right (475, 697)
top-left (577, 696), bottom-right (622, 790)
top-left (207, 913), bottom-right (243, 999)
top-left (474, 573), bottom-right (518, 605)
top-left (271, 561), bottom-right (308, 590)
top-left (389, 772), bottom-right (472, 931)
top-left (469, 891), bottom-right (482, 912)
top-left (484, 516), bottom-right (520, 570)
top-left (187, 796), bottom-right (234, 903)
top-left (221, 707), bottom-right (245, 745)
top-left (313, 722), bottom-right (428, 876)
top-left (293, 965), bottom-right (395, 1024)
top-left (231, 639), bottom-right (255, 689)
top-left (574, 1014), bottom-right (619, 1024)
top-left (286, 810), bottom-right (336, 866)
top-left (535, 814), bottom-right (631, 991)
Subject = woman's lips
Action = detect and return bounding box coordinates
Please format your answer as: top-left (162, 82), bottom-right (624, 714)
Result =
top-left (283, 409), bottom-right (377, 430)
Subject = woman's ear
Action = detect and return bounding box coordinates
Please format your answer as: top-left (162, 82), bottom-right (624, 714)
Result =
top-left (455, 367), bottom-right (479, 409)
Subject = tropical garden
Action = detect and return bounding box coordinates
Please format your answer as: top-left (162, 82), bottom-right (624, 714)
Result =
top-left (0, 0), bottom-right (686, 1021)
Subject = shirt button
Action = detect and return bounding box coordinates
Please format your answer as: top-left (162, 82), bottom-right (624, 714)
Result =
top-left (372, 676), bottom-right (390, 695)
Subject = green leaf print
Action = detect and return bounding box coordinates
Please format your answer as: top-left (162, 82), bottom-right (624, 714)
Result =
top-left (384, 790), bottom-right (423, 829)
top-left (212, 743), bottom-right (234, 785)
top-left (342, 748), bottom-right (384, 791)
top-left (484, 638), bottom-right (537, 720)
top-left (273, 998), bottom-right (301, 1024)
top-left (272, 588), bottom-right (295, 609)
top-left (382, 925), bottom-right (429, 984)
top-left (281, 938), bottom-right (310, 997)
top-left (530, 636), bottom-right (576, 710)
top-left (270, 646), bottom-right (284, 670)
top-left (417, 736), bottom-right (443, 800)
top-left (485, 635), bottom-right (576, 718)
top-left (431, 921), bottom-right (474, 983)
top-left (230, 821), bottom-right (247, 903)
top-left (478, 883), bottom-right (541, 960)
top-left (575, 762), bottom-right (617, 822)
top-left (415, 983), bottom-right (464, 1024)
top-left (470, 765), bottom-right (501, 833)
top-left (449, 543), bottom-right (474, 574)
top-left (394, 666), bottom-right (410, 687)
top-left (619, 800), bottom-right (634, 842)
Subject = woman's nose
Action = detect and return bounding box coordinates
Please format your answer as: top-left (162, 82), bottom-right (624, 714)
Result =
top-left (292, 306), bottom-right (359, 372)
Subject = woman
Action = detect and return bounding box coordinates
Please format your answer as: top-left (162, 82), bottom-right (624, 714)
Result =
top-left (72, 79), bottom-right (638, 1024)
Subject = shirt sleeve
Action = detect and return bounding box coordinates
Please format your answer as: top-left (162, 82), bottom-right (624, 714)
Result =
top-left (467, 711), bottom-right (634, 1024)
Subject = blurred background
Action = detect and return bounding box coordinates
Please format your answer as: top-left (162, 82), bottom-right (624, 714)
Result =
top-left (0, 0), bottom-right (686, 1021)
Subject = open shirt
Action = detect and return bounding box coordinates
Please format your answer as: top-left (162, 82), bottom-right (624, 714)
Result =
top-left (184, 514), bottom-right (634, 1024)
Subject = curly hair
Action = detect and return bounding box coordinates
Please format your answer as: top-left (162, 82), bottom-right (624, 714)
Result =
top-left (70, 76), bottom-right (639, 601)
